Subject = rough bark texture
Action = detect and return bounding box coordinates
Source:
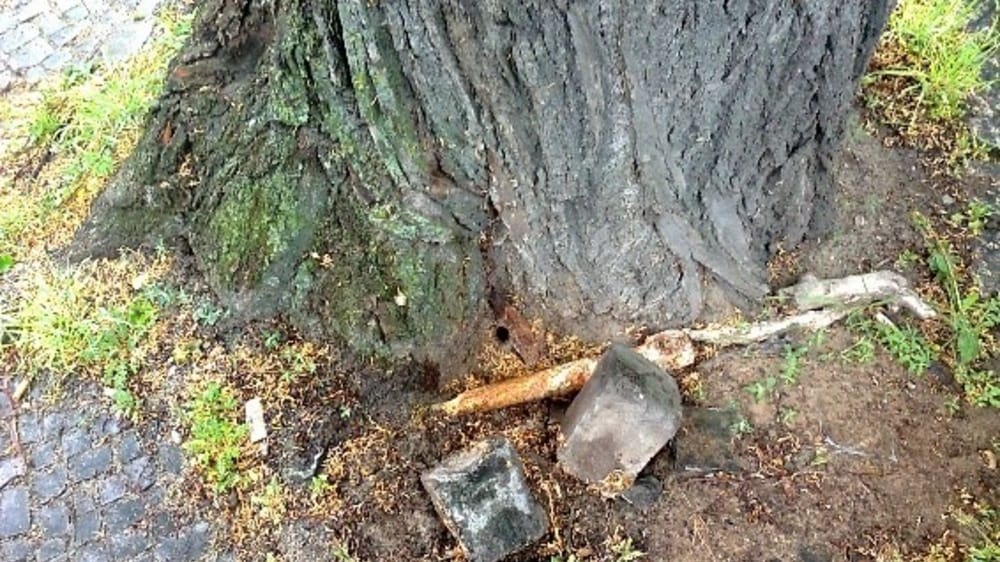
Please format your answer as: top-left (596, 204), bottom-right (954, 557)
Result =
top-left (71, 0), bottom-right (892, 374)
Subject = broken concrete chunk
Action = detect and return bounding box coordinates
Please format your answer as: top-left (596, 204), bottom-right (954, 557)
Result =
top-left (557, 344), bottom-right (682, 492)
top-left (421, 438), bottom-right (548, 562)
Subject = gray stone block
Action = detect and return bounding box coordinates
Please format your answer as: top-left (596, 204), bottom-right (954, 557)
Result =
top-left (422, 438), bottom-right (548, 562)
top-left (9, 36), bottom-right (52, 69)
top-left (557, 345), bottom-right (682, 490)
top-left (0, 455), bottom-right (26, 489)
top-left (31, 466), bottom-right (68, 502)
top-left (37, 501), bottom-right (71, 537)
top-left (154, 521), bottom-right (211, 562)
top-left (73, 503), bottom-right (101, 545)
top-left (69, 446), bottom-right (112, 481)
top-left (115, 431), bottom-right (143, 463)
top-left (61, 428), bottom-right (91, 458)
top-left (105, 496), bottom-right (145, 532)
top-left (97, 474), bottom-right (127, 505)
top-left (0, 485), bottom-right (31, 538)
top-left (35, 538), bottom-right (66, 562)
top-left (1, 538), bottom-right (32, 562)
top-left (30, 439), bottom-right (59, 469)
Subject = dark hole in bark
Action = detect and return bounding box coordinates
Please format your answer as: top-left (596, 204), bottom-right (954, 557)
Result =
top-left (494, 326), bottom-right (510, 343)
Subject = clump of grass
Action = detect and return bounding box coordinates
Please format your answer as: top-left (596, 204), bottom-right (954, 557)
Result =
top-left (0, 8), bottom-right (192, 257)
top-left (914, 212), bottom-right (1000, 407)
top-left (863, 0), bottom-right (998, 164)
top-left (2, 252), bottom-right (170, 414)
top-left (183, 381), bottom-right (248, 493)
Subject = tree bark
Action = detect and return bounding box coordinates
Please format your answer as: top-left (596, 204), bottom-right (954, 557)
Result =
top-left (71, 0), bottom-right (892, 375)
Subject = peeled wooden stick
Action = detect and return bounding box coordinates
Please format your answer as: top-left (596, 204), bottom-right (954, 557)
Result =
top-left (432, 331), bottom-right (696, 417)
top-left (685, 308), bottom-right (852, 347)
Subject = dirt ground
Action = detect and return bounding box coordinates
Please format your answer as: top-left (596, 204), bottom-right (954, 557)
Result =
top-left (141, 114), bottom-right (999, 562)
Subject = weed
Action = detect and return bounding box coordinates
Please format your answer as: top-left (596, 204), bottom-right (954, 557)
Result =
top-left (915, 213), bottom-right (1000, 407)
top-left (610, 537), bottom-right (646, 561)
top-left (0, 254), bottom-right (13, 275)
top-left (780, 344), bottom-right (807, 384)
top-left (845, 311), bottom-right (937, 375)
top-left (250, 478), bottom-right (287, 524)
top-left (730, 416), bottom-right (754, 438)
top-left (183, 381), bottom-right (248, 493)
top-left (746, 376), bottom-right (778, 403)
top-left (778, 407), bottom-right (798, 426)
top-left (896, 249), bottom-right (921, 269)
top-left (951, 200), bottom-right (994, 236)
top-left (953, 497), bottom-right (1000, 561)
top-left (332, 547), bottom-right (357, 562)
top-left (309, 474), bottom-right (331, 499)
top-left (193, 302), bottom-right (226, 327)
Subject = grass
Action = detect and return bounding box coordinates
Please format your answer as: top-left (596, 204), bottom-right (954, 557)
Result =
top-left (183, 381), bottom-right (248, 493)
top-left (0, 7), bottom-right (192, 258)
top-left (846, 312), bottom-right (938, 375)
top-left (863, 0), bottom-right (998, 164)
top-left (1, 252), bottom-right (170, 415)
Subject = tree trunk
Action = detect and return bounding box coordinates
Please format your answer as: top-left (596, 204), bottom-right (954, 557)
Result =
top-left (71, 0), bottom-right (892, 375)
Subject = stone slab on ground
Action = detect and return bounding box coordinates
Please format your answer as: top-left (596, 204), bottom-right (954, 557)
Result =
top-left (422, 438), bottom-right (548, 562)
top-left (557, 344), bottom-right (683, 490)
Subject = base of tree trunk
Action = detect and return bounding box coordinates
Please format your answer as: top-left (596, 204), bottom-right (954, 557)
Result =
top-left (70, 0), bottom-right (892, 377)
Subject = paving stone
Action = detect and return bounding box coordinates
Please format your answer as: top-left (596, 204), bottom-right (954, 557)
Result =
top-left (35, 538), bottom-right (67, 562)
top-left (30, 439), bottom-right (60, 469)
top-left (0, 13), bottom-right (17, 36)
top-left (0, 485), bottom-right (31, 538)
top-left (0, 455), bottom-right (26, 489)
top-left (34, 12), bottom-right (68, 36)
top-left (17, 412), bottom-right (43, 444)
top-left (70, 446), bottom-right (112, 481)
top-left (157, 444), bottom-right (184, 475)
top-left (154, 521), bottom-right (211, 562)
top-left (0, 22), bottom-right (41, 52)
top-left (76, 545), bottom-right (110, 562)
top-left (149, 509), bottom-right (178, 536)
top-left (1, 538), bottom-right (33, 562)
top-left (105, 496), bottom-right (146, 532)
top-left (0, 392), bottom-right (13, 418)
top-left (49, 23), bottom-right (86, 48)
top-left (37, 501), bottom-right (71, 537)
top-left (32, 466), bottom-right (68, 503)
top-left (975, 228), bottom-right (1000, 297)
top-left (116, 431), bottom-right (143, 462)
top-left (61, 428), bottom-right (91, 458)
top-left (103, 19), bottom-right (153, 62)
top-left (97, 473), bottom-right (127, 505)
top-left (24, 64), bottom-right (48, 83)
top-left (42, 412), bottom-right (67, 438)
top-left (110, 529), bottom-right (150, 558)
top-left (94, 414), bottom-right (122, 438)
top-left (15, 0), bottom-right (48, 23)
top-left (557, 344), bottom-right (683, 490)
top-left (9, 36), bottom-right (52, 69)
top-left (63, 4), bottom-right (90, 23)
top-left (422, 438), bottom-right (548, 562)
top-left (124, 455), bottom-right (156, 491)
top-left (73, 504), bottom-right (102, 545)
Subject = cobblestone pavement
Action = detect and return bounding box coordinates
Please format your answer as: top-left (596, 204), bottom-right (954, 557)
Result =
top-left (0, 0), bottom-right (164, 91)
top-left (0, 383), bottom-right (229, 561)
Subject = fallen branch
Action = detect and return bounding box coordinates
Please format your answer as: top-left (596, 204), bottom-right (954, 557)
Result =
top-left (433, 270), bottom-right (936, 417)
top-left (779, 271), bottom-right (936, 320)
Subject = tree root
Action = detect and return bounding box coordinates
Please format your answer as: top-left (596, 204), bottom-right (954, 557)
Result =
top-left (432, 270), bottom-right (935, 417)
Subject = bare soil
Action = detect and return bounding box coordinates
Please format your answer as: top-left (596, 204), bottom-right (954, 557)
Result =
top-left (152, 120), bottom-right (1000, 562)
